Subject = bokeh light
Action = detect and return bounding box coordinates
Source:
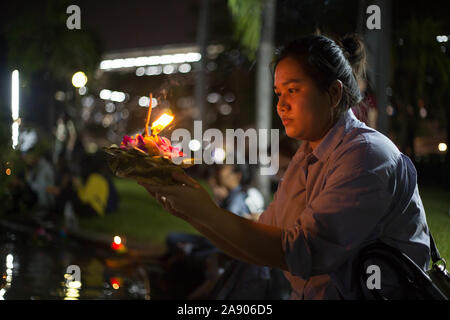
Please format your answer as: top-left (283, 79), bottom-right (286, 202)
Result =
top-left (438, 143), bottom-right (447, 152)
top-left (71, 71), bottom-right (88, 88)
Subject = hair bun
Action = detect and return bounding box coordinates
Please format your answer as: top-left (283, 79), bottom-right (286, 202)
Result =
top-left (339, 33), bottom-right (366, 80)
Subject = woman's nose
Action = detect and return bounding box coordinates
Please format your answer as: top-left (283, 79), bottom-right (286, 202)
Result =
top-left (277, 96), bottom-right (290, 113)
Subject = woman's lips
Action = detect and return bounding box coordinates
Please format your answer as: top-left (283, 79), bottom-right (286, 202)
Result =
top-left (281, 118), bottom-right (292, 125)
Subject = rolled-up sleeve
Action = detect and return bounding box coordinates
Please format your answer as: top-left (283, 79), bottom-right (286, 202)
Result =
top-left (282, 143), bottom-right (394, 279)
top-left (258, 185), bottom-right (281, 226)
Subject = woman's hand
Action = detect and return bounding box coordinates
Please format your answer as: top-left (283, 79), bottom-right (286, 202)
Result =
top-left (138, 171), bottom-right (218, 223)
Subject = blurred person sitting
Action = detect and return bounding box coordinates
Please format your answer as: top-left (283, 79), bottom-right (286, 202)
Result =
top-left (6, 170), bottom-right (38, 215)
top-left (45, 155), bottom-right (78, 227)
top-left (53, 112), bottom-right (77, 164)
top-left (211, 162), bottom-right (265, 220)
top-left (70, 152), bottom-right (118, 217)
top-left (23, 145), bottom-right (55, 216)
top-left (216, 163), bottom-right (254, 219)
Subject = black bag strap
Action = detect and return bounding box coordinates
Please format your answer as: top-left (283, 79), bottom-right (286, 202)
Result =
top-left (429, 232), bottom-right (442, 264)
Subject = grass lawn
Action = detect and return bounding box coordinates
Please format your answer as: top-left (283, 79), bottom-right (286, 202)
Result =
top-left (78, 177), bottom-right (202, 244)
top-left (79, 178), bottom-right (450, 260)
top-left (419, 186), bottom-right (450, 261)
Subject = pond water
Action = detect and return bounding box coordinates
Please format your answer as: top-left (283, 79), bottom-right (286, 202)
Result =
top-left (0, 224), bottom-right (151, 300)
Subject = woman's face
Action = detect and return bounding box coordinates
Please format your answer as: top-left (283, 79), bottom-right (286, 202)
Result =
top-left (218, 165), bottom-right (241, 190)
top-left (274, 57), bottom-right (335, 144)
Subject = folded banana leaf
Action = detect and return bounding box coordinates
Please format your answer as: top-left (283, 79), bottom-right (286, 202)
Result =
top-left (102, 145), bottom-right (194, 185)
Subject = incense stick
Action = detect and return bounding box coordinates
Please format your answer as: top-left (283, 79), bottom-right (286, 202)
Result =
top-left (145, 93), bottom-right (153, 136)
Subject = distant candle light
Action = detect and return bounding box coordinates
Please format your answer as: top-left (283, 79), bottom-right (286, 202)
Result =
top-left (113, 236), bottom-right (122, 245)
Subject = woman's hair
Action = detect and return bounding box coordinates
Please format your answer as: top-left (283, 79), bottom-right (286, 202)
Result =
top-left (214, 163), bottom-right (252, 187)
top-left (273, 34), bottom-right (367, 117)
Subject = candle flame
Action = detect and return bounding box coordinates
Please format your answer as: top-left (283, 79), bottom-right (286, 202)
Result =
top-left (151, 113), bottom-right (174, 135)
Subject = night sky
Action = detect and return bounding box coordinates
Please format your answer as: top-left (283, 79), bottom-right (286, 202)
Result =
top-left (79, 0), bottom-right (201, 52)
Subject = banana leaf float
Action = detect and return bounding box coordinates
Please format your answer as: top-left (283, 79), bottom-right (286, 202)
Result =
top-left (103, 133), bottom-right (193, 185)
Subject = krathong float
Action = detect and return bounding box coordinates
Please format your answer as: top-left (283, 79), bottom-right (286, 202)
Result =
top-left (103, 94), bottom-right (193, 185)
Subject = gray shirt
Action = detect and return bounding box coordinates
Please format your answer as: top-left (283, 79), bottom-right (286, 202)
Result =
top-left (259, 109), bottom-right (430, 299)
top-left (26, 157), bottom-right (55, 208)
top-left (220, 185), bottom-right (250, 217)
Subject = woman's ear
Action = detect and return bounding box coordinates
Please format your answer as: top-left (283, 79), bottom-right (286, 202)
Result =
top-left (328, 80), bottom-right (343, 108)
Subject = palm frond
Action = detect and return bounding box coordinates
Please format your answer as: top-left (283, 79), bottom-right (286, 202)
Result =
top-left (227, 0), bottom-right (262, 60)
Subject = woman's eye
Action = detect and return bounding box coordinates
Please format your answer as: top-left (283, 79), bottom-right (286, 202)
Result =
top-left (288, 88), bottom-right (298, 93)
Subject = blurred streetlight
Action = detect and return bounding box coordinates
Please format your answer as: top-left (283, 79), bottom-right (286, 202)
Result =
top-left (438, 143), bottom-right (447, 152)
top-left (436, 35), bottom-right (449, 43)
top-left (11, 70), bottom-right (19, 149)
top-left (72, 71), bottom-right (87, 88)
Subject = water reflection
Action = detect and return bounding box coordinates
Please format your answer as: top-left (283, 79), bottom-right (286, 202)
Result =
top-left (82, 258), bottom-right (105, 298)
top-left (0, 253), bottom-right (14, 300)
top-left (0, 225), bottom-right (150, 300)
top-left (64, 265), bottom-right (82, 300)
top-left (27, 250), bottom-right (57, 297)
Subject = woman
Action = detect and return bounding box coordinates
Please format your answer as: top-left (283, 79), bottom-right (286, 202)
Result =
top-left (140, 35), bottom-right (430, 299)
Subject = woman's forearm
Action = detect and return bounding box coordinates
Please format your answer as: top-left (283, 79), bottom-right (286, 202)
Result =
top-left (194, 206), bottom-right (288, 271)
top-left (189, 218), bottom-right (264, 266)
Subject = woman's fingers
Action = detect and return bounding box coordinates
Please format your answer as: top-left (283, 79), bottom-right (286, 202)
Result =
top-left (143, 183), bottom-right (182, 196)
top-left (156, 193), bottom-right (185, 218)
top-left (171, 171), bottom-right (200, 188)
top-left (155, 193), bottom-right (171, 210)
top-left (137, 172), bottom-right (199, 197)
top-left (137, 177), bottom-right (212, 221)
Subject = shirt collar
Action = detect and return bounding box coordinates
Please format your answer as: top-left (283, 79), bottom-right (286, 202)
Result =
top-left (303, 108), bottom-right (358, 164)
top-left (228, 185), bottom-right (243, 197)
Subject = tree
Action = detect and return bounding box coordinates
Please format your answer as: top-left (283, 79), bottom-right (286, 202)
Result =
top-left (0, 99), bottom-right (28, 215)
top-left (391, 17), bottom-right (450, 162)
top-left (228, 0), bottom-right (275, 202)
top-left (227, 0), bottom-right (262, 60)
top-left (6, 0), bottom-right (102, 133)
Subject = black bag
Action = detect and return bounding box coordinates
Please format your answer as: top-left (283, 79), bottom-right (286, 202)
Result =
top-left (426, 233), bottom-right (450, 298)
top-left (356, 233), bottom-right (450, 300)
